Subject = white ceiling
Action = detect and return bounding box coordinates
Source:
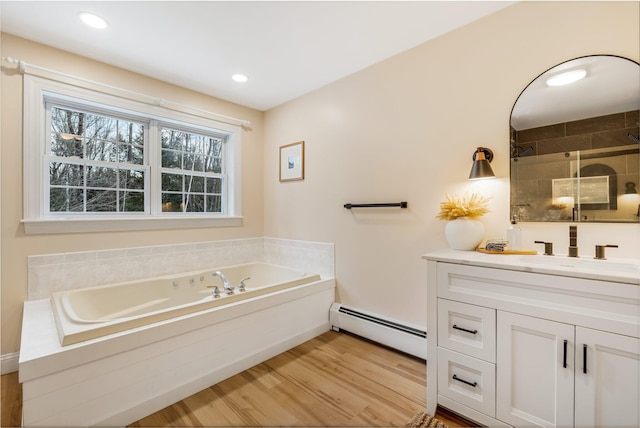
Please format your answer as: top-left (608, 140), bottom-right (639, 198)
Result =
top-left (1, 1), bottom-right (514, 111)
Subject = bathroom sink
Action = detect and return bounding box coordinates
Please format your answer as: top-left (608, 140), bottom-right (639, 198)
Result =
top-left (520, 256), bottom-right (640, 273)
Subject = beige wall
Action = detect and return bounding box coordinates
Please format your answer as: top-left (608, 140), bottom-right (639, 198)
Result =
top-left (0, 34), bottom-right (265, 354)
top-left (263, 2), bottom-right (640, 328)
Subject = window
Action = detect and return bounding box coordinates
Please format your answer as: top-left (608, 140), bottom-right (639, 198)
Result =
top-left (23, 75), bottom-right (242, 234)
top-left (160, 127), bottom-right (224, 213)
top-left (48, 105), bottom-right (147, 214)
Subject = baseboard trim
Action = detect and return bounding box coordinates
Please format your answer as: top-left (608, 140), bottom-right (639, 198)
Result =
top-left (1, 352), bottom-right (19, 374)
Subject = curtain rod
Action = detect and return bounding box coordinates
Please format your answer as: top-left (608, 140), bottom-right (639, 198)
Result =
top-left (2, 56), bottom-right (252, 130)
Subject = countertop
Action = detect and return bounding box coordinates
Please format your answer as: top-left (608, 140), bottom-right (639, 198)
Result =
top-left (422, 249), bottom-right (640, 285)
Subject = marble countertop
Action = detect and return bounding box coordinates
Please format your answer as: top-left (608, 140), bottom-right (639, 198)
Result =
top-left (423, 249), bottom-right (640, 285)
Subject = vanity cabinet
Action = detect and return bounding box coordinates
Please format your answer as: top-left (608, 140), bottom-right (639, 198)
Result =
top-left (424, 251), bottom-right (640, 428)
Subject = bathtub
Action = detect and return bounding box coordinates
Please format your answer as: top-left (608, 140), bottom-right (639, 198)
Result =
top-left (51, 262), bottom-right (321, 346)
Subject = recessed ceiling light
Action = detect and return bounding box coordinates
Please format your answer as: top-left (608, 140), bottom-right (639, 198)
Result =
top-left (232, 74), bottom-right (248, 83)
top-left (546, 69), bottom-right (587, 87)
top-left (78, 12), bottom-right (108, 29)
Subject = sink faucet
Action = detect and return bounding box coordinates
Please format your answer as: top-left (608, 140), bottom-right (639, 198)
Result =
top-left (534, 240), bottom-right (554, 256)
top-left (568, 225), bottom-right (579, 257)
top-left (594, 244), bottom-right (618, 260)
top-left (212, 271), bottom-right (234, 294)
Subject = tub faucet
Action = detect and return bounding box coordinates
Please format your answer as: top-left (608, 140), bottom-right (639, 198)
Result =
top-left (212, 271), bottom-right (234, 293)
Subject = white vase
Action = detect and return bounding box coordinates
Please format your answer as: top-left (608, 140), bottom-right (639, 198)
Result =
top-left (445, 217), bottom-right (485, 251)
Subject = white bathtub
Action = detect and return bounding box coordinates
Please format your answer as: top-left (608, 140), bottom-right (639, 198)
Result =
top-left (51, 262), bottom-right (321, 345)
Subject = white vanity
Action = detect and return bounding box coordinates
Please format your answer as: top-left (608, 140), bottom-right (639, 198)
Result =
top-left (423, 249), bottom-right (640, 427)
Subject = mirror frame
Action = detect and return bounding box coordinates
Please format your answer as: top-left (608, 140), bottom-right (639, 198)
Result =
top-left (509, 55), bottom-right (640, 223)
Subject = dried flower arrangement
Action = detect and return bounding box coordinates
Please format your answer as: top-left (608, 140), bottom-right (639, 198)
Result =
top-left (437, 193), bottom-right (491, 221)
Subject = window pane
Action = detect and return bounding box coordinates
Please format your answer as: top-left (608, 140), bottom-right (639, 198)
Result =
top-left (184, 153), bottom-right (204, 171)
top-left (86, 139), bottom-right (117, 162)
top-left (204, 137), bottom-right (222, 157)
top-left (162, 193), bottom-right (183, 212)
top-left (186, 175), bottom-right (204, 193)
top-left (117, 121), bottom-right (144, 146)
top-left (118, 144), bottom-right (143, 165)
top-left (119, 191), bottom-right (144, 212)
top-left (50, 188), bottom-right (84, 212)
top-left (204, 156), bottom-right (222, 173)
top-left (161, 127), bottom-right (223, 158)
top-left (162, 173), bottom-right (183, 192)
top-left (161, 129), bottom-right (183, 150)
top-left (184, 134), bottom-right (202, 153)
top-left (185, 194), bottom-right (204, 213)
top-left (87, 189), bottom-right (117, 212)
top-left (120, 170), bottom-right (145, 190)
top-left (206, 195), bottom-right (222, 213)
top-left (50, 162), bottom-right (84, 186)
top-left (86, 166), bottom-right (117, 188)
top-left (51, 106), bottom-right (144, 163)
top-left (162, 150), bottom-right (182, 169)
top-left (206, 177), bottom-right (222, 193)
top-left (51, 131), bottom-right (83, 158)
top-left (83, 114), bottom-right (117, 143)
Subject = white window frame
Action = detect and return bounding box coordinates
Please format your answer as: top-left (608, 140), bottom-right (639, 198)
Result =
top-left (22, 75), bottom-right (242, 234)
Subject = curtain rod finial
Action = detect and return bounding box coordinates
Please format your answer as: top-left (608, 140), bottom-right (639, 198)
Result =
top-left (2, 57), bottom-right (26, 73)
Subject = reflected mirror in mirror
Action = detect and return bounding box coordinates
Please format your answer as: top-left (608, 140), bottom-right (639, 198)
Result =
top-left (510, 55), bottom-right (640, 223)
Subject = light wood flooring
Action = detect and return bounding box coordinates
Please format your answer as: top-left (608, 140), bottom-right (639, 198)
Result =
top-left (1, 331), bottom-right (475, 427)
top-left (1, 371), bottom-right (21, 427)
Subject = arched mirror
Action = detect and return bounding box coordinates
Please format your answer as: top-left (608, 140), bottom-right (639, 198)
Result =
top-left (510, 55), bottom-right (640, 223)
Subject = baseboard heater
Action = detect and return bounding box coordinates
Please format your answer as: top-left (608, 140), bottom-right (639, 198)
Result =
top-left (329, 303), bottom-right (427, 359)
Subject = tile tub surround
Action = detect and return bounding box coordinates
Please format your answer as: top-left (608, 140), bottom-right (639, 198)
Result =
top-left (28, 237), bottom-right (335, 300)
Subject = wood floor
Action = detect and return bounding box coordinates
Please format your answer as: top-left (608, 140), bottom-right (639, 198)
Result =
top-left (1, 331), bottom-right (475, 427)
top-left (1, 371), bottom-right (21, 427)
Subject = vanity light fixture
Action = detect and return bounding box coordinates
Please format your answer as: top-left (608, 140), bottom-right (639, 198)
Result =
top-left (468, 147), bottom-right (496, 180)
top-left (77, 12), bottom-right (108, 29)
top-left (232, 73), bottom-right (248, 83)
top-left (545, 68), bottom-right (587, 87)
top-left (625, 182), bottom-right (638, 194)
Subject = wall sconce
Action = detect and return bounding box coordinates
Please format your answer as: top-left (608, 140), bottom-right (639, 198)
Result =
top-left (469, 147), bottom-right (495, 180)
top-left (624, 182), bottom-right (638, 194)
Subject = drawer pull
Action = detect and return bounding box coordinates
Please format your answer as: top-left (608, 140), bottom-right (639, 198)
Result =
top-left (452, 374), bottom-right (478, 388)
top-left (563, 340), bottom-right (568, 368)
top-left (452, 324), bottom-right (478, 335)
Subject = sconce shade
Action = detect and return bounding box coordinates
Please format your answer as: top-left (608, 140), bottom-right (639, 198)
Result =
top-left (625, 182), bottom-right (638, 194)
top-left (469, 147), bottom-right (496, 180)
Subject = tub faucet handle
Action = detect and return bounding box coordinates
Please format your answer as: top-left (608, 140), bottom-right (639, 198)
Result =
top-left (238, 277), bottom-right (251, 292)
top-left (534, 240), bottom-right (554, 256)
top-left (206, 285), bottom-right (221, 297)
top-left (594, 244), bottom-right (618, 260)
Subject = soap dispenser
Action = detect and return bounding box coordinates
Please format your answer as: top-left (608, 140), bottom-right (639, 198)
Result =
top-left (507, 215), bottom-right (522, 251)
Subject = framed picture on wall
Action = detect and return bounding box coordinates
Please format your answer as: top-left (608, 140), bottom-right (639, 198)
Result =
top-left (279, 141), bottom-right (305, 182)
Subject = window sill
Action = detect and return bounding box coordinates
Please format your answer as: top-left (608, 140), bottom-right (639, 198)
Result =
top-left (21, 216), bottom-right (243, 235)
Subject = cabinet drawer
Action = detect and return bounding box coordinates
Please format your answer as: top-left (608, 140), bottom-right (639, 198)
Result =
top-left (438, 347), bottom-right (496, 418)
top-left (438, 299), bottom-right (496, 362)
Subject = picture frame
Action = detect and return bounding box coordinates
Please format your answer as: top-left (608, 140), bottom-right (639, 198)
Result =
top-left (279, 141), bottom-right (305, 182)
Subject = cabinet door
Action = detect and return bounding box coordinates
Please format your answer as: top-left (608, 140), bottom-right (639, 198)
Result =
top-left (497, 311), bottom-right (574, 428)
top-left (575, 327), bottom-right (640, 428)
